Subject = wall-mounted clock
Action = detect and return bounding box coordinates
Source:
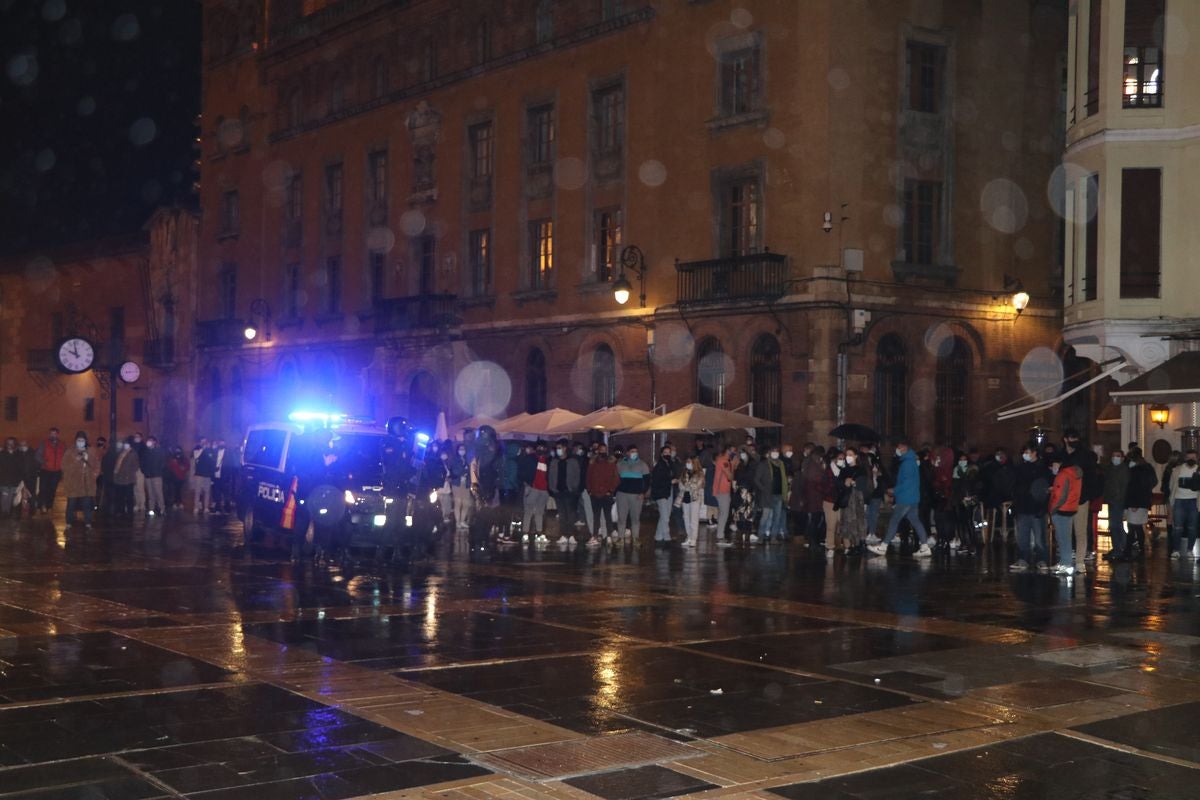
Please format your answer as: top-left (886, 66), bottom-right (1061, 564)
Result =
top-left (56, 337), bottom-right (95, 374)
top-left (119, 361), bottom-right (141, 383)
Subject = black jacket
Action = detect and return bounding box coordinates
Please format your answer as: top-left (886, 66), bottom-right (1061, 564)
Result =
top-left (1065, 446), bottom-right (1102, 501)
top-left (1125, 462), bottom-right (1158, 509)
top-left (140, 446), bottom-right (167, 479)
top-left (650, 458), bottom-right (676, 500)
top-left (1013, 459), bottom-right (1051, 516)
top-left (0, 450), bottom-right (21, 486)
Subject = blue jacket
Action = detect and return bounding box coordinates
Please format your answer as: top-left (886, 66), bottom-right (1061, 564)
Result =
top-left (893, 449), bottom-right (920, 506)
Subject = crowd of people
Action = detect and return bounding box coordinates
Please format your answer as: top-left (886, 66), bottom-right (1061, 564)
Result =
top-left (0, 428), bottom-right (242, 527)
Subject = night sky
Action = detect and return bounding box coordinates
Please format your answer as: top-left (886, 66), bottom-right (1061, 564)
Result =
top-left (0, 0), bottom-right (200, 257)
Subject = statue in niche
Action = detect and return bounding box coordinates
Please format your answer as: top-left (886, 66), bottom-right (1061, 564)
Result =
top-left (406, 100), bottom-right (441, 200)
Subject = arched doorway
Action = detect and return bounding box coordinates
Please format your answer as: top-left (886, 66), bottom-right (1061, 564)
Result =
top-left (750, 334), bottom-right (781, 445)
top-left (935, 336), bottom-right (970, 446)
top-left (696, 337), bottom-right (726, 408)
top-left (873, 334), bottom-right (907, 442)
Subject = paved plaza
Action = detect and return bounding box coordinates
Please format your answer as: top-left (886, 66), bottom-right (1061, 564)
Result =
top-left (0, 513), bottom-right (1197, 798)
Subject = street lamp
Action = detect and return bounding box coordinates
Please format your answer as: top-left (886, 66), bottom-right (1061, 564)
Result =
top-left (1002, 274), bottom-right (1029, 317)
top-left (613, 245), bottom-right (647, 307)
top-left (1149, 404), bottom-right (1170, 428)
top-left (245, 298), bottom-right (272, 342)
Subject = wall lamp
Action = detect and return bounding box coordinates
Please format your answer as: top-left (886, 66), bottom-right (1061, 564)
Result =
top-left (1002, 274), bottom-right (1030, 316)
top-left (613, 244), bottom-right (647, 307)
top-left (244, 298), bottom-right (273, 342)
top-left (1149, 404), bottom-right (1170, 428)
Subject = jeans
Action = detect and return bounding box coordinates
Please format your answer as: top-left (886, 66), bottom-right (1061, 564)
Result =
top-left (759, 496), bottom-right (784, 539)
top-left (1170, 499), bottom-right (1198, 555)
top-left (715, 492), bottom-right (731, 540)
top-left (37, 469), bottom-right (61, 511)
top-left (590, 495), bottom-right (614, 538)
top-left (655, 497), bottom-right (673, 541)
top-left (615, 492), bottom-right (641, 538)
top-left (682, 501), bottom-right (701, 543)
top-left (866, 497), bottom-right (882, 539)
top-left (144, 477), bottom-right (164, 514)
top-left (1015, 513), bottom-right (1047, 565)
top-left (1051, 512), bottom-right (1075, 565)
top-left (1107, 505), bottom-right (1126, 557)
top-left (522, 486), bottom-right (548, 535)
top-left (66, 496), bottom-right (94, 525)
top-left (0, 485), bottom-right (17, 516)
top-left (883, 504), bottom-right (929, 545)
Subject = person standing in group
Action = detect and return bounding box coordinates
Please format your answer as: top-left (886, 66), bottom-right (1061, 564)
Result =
top-left (614, 445), bottom-right (649, 541)
top-left (754, 445), bottom-right (788, 544)
top-left (980, 448), bottom-right (1015, 545)
top-left (1047, 454), bottom-right (1082, 575)
top-left (650, 445), bottom-right (678, 546)
top-left (34, 427), bottom-right (65, 514)
top-left (800, 445), bottom-right (826, 550)
top-left (930, 447), bottom-right (956, 552)
top-left (1168, 448), bottom-right (1199, 560)
top-left (166, 447), bottom-right (189, 509)
top-left (712, 444), bottom-right (736, 547)
top-left (821, 449), bottom-right (843, 555)
top-left (577, 442), bottom-right (594, 538)
top-left (101, 438), bottom-right (120, 518)
top-left (93, 437), bottom-right (108, 510)
top-left (62, 432), bottom-right (96, 528)
top-left (732, 447), bottom-right (758, 543)
top-left (952, 452), bottom-right (982, 555)
top-left (16, 440), bottom-right (38, 518)
top-left (1009, 442), bottom-right (1051, 572)
top-left (585, 444), bottom-right (619, 545)
top-left (0, 438), bottom-right (21, 518)
top-left (521, 442), bottom-right (551, 542)
top-left (130, 433), bottom-right (146, 514)
top-left (209, 440), bottom-right (228, 513)
top-left (863, 443), bottom-right (889, 544)
top-left (1123, 448), bottom-right (1158, 560)
top-left (676, 456), bottom-right (706, 547)
top-left (548, 440), bottom-right (583, 543)
top-left (139, 436), bottom-right (166, 517)
top-left (836, 447), bottom-right (870, 555)
top-left (191, 439), bottom-right (217, 515)
top-left (448, 441), bottom-right (474, 531)
top-left (869, 441), bottom-right (933, 558)
top-left (1062, 429), bottom-right (1100, 564)
top-left (111, 438), bottom-right (141, 519)
top-left (1101, 449), bottom-right (1129, 562)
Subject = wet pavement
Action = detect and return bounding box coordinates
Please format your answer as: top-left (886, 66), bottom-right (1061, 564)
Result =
top-left (0, 511), bottom-right (1197, 798)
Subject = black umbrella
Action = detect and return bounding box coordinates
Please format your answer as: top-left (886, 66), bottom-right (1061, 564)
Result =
top-left (829, 423), bottom-right (881, 442)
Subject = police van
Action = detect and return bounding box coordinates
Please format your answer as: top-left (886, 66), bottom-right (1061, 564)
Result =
top-left (239, 412), bottom-right (437, 560)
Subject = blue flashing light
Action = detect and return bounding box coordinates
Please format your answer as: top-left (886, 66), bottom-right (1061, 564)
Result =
top-left (415, 432), bottom-right (430, 443)
top-left (288, 410), bottom-right (345, 425)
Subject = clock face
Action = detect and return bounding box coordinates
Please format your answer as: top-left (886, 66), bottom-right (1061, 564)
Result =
top-left (119, 361), bottom-right (141, 383)
top-left (56, 337), bottom-right (95, 374)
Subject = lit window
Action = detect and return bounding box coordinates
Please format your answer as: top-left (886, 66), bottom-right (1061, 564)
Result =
top-left (1122, 0), bottom-right (1165, 108)
top-left (527, 104), bottom-right (555, 166)
top-left (595, 208), bottom-right (622, 282)
top-left (530, 219), bottom-right (554, 289)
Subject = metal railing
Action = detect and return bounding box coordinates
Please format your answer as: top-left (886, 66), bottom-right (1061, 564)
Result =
top-left (372, 294), bottom-right (458, 334)
top-left (675, 251), bottom-right (787, 305)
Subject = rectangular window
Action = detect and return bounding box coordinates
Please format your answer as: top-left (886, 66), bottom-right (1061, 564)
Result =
top-left (595, 208), bottom-right (622, 281)
top-left (219, 264), bottom-right (237, 318)
top-left (286, 174), bottom-right (303, 220)
top-left (592, 83), bottom-right (624, 155)
top-left (325, 256), bottom-right (342, 313)
top-left (285, 263), bottom-right (302, 318)
top-left (469, 229), bottom-right (491, 296)
top-left (527, 104), bottom-right (555, 166)
top-left (109, 306), bottom-right (125, 342)
top-left (421, 40), bottom-right (437, 82)
top-left (325, 163), bottom-right (343, 214)
top-left (474, 18), bottom-right (491, 64)
top-left (1087, 0), bottom-right (1102, 115)
top-left (220, 190), bottom-right (240, 235)
top-left (721, 178), bottom-right (761, 257)
top-left (3, 397), bottom-right (16, 422)
top-left (416, 235), bottom-right (436, 294)
top-left (906, 42), bottom-right (944, 114)
top-left (369, 251), bottom-right (386, 304)
top-left (1120, 168), bottom-right (1161, 298)
top-left (536, 0), bottom-right (554, 43)
top-left (902, 180), bottom-right (941, 265)
top-left (1123, 0), bottom-right (1165, 108)
top-left (600, 0), bottom-right (623, 21)
top-left (719, 48), bottom-right (761, 117)
top-left (469, 122), bottom-right (494, 179)
top-left (1084, 172), bottom-right (1099, 301)
top-left (529, 219), bottom-right (554, 289)
top-left (368, 151), bottom-right (387, 205)
top-left (84, 397), bottom-right (95, 422)
top-left (133, 397), bottom-right (145, 423)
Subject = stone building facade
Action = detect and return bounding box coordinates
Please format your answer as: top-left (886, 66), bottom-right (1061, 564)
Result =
top-left (196, 0), bottom-right (1067, 449)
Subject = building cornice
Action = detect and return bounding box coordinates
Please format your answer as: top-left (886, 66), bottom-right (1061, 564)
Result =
top-left (1066, 122), bottom-right (1200, 158)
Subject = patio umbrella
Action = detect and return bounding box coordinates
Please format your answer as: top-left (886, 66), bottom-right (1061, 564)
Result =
top-left (497, 408), bottom-right (584, 437)
top-left (433, 411), bottom-right (449, 442)
top-left (621, 403), bottom-right (781, 435)
top-left (828, 423), bottom-right (880, 442)
top-left (543, 405), bottom-right (657, 436)
top-left (450, 414), bottom-right (503, 439)
top-left (491, 412), bottom-right (531, 434)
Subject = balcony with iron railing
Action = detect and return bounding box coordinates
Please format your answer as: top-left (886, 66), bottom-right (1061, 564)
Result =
top-left (675, 251), bottom-right (787, 306)
top-left (372, 294), bottom-right (459, 334)
top-left (144, 338), bottom-right (177, 368)
top-left (26, 348), bottom-right (55, 372)
top-left (195, 318), bottom-right (247, 349)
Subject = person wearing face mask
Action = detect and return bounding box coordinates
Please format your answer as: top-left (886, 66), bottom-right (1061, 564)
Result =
top-left (675, 456), bottom-right (706, 547)
top-left (927, 446), bottom-right (957, 552)
top-left (521, 443), bottom-right (551, 542)
top-left (575, 443), bottom-right (595, 539)
top-left (111, 437), bottom-right (141, 519)
top-left (1061, 429), bottom-right (1100, 566)
top-left (548, 439), bottom-right (583, 543)
top-left (980, 448), bottom-right (1015, 545)
top-left (140, 436), bottom-right (167, 517)
top-left (615, 446), bottom-right (649, 541)
top-left (1168, 449), bottom-right (1199, 560)
top-left (753, 446), bottom-right (789, 544)
top-left (429, 445), bottom-right (454, 522)
top-left (712, 445), bottom-right (737, 547)
top-left (1101, 449), bottom-right (1129, 563)
top-left (800, 445), bottom-right (827, 550)
top-left (650, 445), bottom-right (679, 546)
top-left (448, 441), bottom-right (474, 532)
top-left (869, 441), bottom-right (933, 558)
top-left (1123, 448), bottom-right (1157, 560)
top-left (585, 444), bottom-right (619, 545)
top-left (1010, 443), bottom-right (1051, 572)
top-left (62, 432), bottom-right (96, 527)
top-left (0, 438), bottom-right (21, 519)
top-left (952, 452), bottom-right (982, 555)
top-left (1047, 455), bottom-right (1083, 575)
top-left (732, 446), bottom-right (759, 543)
top-left (33, 427), bottom-right (66, 514)
top-left (821, 448), bottom-right (844, 556)
top-left (835, 448), bottom-right (870, 555)
top-left (191, 438), bottom-right (217, 516)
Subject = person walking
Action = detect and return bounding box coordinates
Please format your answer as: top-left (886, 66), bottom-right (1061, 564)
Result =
top-left (1167, 448), bottom-right (1199, 560)
top-left (548, 440), bottom-right (583, 543)
top-left (1009, 442), bottom-right (1051, 572)
top-left (712, 444), bottom-right (736, 547)
top-left (0, 438), bottom-right (21, 518)
top-left (1101, 449), bottom-right (1130, 562)
top-left (1123, 448), bottom-right (1157, 560)
top-left (614, 445), bottom-right (649, 542)
top-left (34, 427), bottom-right (66, 513)
top-left (62, 432), bottom-right (96, 527)
top-left (676, 456), bottom-right (705, 547)
top-left (111, 438), bottom-right (141, 519)
top-left (140, 436), bottom-right (167, 517)
top-left (585, 444), bottom-right (619, 545)
top-left (650, 445), bottom-right (678, 546)
top-left (869, 441), bottom-right (933, 558)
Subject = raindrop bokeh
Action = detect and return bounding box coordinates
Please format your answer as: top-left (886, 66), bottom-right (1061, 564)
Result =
top-left (1019, 347), bottom-right (1064, 397)
top-left (399, 209), bottom-right (427, 236)
top-left (980, 178), bottom-right (1029, 234)
top-left (111, 13), bottom-right (140, 42)
top-left (638, 159), bottom-right (667, 187)
top-left (129, 117), bottom-right (158, 147)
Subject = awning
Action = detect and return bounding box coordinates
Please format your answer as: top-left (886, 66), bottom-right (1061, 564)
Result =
top-left (1111, 352), bottom-right (1200, 405)
top-left (1095, 402), bottom-right (1122, 429)
top-left (994, 360), bottom-right (1127, 422)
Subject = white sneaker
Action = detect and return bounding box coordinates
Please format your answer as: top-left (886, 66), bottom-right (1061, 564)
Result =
top-left (685, 540), bottom-right (696, 548)
top-left (717, 540), bottom-right (734, 547)
top-left (913, 543), bottom-right (933, 558)
top-left (1054, 563), bottom-right (1075, 575)
top-left (949, 539), bottom-right (959, 550)
top-left (586, 538), bottom-right (601, 548)
top-left (748, 534), bottom-right (760, 543)
top-left (867, 544), bottom-right (888, 556)
top-left (866, 535), bottom-right (881, 546)
top-left (1171, 551), bottom-right (1181, 560)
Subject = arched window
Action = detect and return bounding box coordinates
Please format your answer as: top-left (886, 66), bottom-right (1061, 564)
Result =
top-left (935, 336), bottom-right (970, 446)
top-left (873, 335), bottom-right (907, 441)
top-left (526, 348), bottom-right (547, 414)
top-left (696, 337), bottom-right (726, 408)
top-left (749, 334), bottom-right (781, 445)
top-left (591, 344), bottom-right (616, 411)
top-left (409, 371), bottom-right (439, 433)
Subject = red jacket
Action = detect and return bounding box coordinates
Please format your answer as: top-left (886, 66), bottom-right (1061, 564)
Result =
top-left (586, 457), bottom-right (620, 498)
top-left (37, 439), bottom-right (66, 472)
top-left (1049, 465), bottom-right (1082, 514)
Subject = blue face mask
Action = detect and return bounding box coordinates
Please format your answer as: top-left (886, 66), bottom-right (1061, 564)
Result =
top-left (628, 453), bottom-right (638, 461)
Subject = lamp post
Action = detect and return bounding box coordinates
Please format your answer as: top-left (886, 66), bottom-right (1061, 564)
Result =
top-left (613, 245), bottom-right (647, 307)
top-left (244, 298), bottom-right (272, 342)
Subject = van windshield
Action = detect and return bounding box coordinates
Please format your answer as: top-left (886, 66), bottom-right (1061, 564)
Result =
top-left (327, 433), bottom-right (387, 485)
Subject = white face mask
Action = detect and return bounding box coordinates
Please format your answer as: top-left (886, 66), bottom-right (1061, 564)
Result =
top-left (1112, 457), bottom-right (1123, 465)
top-left (845, 456), bottom-right (857, 465)
top-left (835, 459), bottom-right (845, 468)
top-left (739, 453), bottom-right (748, 462)
top-left (783, 451), bottom-right (793, 459)
top-left (769, 452), bottom-right (779, 460)
top-left (686, 463), bottom-right (694, 471)
top-left (1023, 453), bottom-right (1034, 462)
top-left (958, 461), bottom-right (968, 468)
top-left (76, 440), bottom-right (86, 449)
top-left (895, 448), bottom-right (903, 457)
